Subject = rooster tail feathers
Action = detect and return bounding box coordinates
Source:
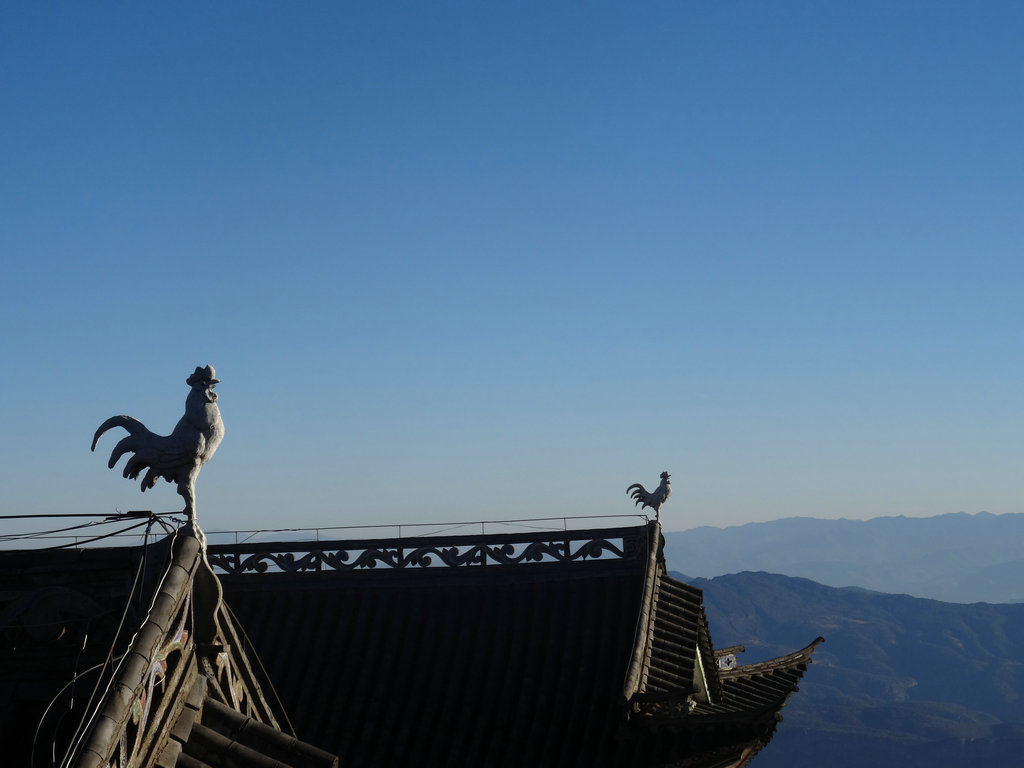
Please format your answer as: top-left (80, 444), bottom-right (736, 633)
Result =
top-left (93, 415), bottom-right (154, 472)
top-left (141, 466), bottom-right (161, 491)
top-left (626, 483), bottom-right (649, 507)
top-left (91, 415), bottom-right (149, 452)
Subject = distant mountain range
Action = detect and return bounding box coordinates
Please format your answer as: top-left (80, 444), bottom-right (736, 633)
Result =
top-left (665, 511), bottom-right (1024, 603)
top-left (680, 570), bottom-right (1024, 768)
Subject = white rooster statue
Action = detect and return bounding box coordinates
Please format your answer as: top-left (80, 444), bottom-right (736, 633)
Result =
top-left (626, 471), bottom-right (672, 519)
top-left (92, 365), bottom-right (224, 519)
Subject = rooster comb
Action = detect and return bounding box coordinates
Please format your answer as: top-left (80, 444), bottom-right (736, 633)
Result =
top-left (187, 365), bottom-right (220, 386)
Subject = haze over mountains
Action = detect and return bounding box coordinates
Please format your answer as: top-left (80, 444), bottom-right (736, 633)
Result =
top-left (665, 511), bottom-right (1024, 603)
top-left (684, 571), bottom-right (1024, 767)
top-left (664, 512), bottom-right (1024, 766)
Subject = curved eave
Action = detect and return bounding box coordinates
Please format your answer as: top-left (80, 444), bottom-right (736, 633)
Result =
top-left (627, 639), bottom-right (822, 768)
top-left (696, 636), bottom-right (822, 716)
top-left (632, 637), bottom-right (823, 724)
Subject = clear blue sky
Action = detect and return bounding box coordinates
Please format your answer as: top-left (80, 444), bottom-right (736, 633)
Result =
top-left (2, 1), bottom-right (1022, 534)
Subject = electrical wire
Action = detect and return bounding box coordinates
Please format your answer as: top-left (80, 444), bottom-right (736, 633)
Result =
top-left (11, 513), bottom-right (185, 766)
top-left (30, 654), bottom-right (126, 768)
top-left (154, 516), bottom-right (178, 535)
top-left (0, 513), bottom-right (183, 545)
top-left (0, 518), bottom-right (132, 524)
top-left (59, 519), bottom-right (183, 768)
top-left (32, 519), bottom-right (154, 552)
top-left (50, 625), bottom-right (92, 764)
top-left (207, 513), bottom-right (652, 544)
top-left (57, 518), bottom-right (160, 768)
top-left (0, 519), bottom-right (113, 543)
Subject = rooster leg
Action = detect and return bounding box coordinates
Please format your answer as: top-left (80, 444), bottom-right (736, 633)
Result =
top-left (177, 482), bottom-right (195, 518)
top-left (177, 463), bottom-right (201, 519)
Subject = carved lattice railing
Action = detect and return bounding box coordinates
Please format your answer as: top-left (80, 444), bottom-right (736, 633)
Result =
top-left (206, 525), bottom-right (648, 576)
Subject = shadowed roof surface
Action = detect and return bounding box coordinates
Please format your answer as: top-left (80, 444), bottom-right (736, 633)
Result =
top-left (211, 522), bottom-right (819, 767)
top-left (1, 521), bottom-right (817, 768)
top-left (217, 529), bottom-right (652, 766)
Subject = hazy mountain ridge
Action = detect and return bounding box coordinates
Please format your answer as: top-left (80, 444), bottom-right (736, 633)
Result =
top-left (665, 511), bottom-right (1024, 603)
top-left (680, 570), bottom-right (1024, 768)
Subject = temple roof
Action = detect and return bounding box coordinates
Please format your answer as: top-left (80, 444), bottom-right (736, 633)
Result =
top-left (1, 519), bottom-right (820, 768)
top-left (209, 520), bottom-right (821, 767)
top-left (213, 528), bottom-right (647, 766)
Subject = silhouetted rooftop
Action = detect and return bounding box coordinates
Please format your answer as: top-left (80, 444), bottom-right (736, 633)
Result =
top-left (1, 519), bottom-right (819, 768)
top-left (210, 521), bottom-right (820, 767)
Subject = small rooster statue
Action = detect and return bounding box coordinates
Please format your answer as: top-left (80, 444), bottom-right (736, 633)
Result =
top-left (92, 365), bottom-right (225, 519)
top-left (626, 471), bottom-right (672, 519)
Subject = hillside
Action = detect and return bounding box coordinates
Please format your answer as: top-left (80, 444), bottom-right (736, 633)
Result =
top-left (665, 511), bottom-right (1024, 603)
top-left (685, 570), bottom-right (1024, 768)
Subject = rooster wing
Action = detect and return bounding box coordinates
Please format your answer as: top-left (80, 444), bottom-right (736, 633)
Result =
top-left (92, 415), bottom-right (202, 492)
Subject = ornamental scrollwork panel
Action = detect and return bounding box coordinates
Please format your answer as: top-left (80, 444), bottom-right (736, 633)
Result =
top-left (207, 533), bottom-right (633, 576)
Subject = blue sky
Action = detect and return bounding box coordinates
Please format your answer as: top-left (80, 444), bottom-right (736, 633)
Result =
top-left (2, 1), bottom-right (1022, 535)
